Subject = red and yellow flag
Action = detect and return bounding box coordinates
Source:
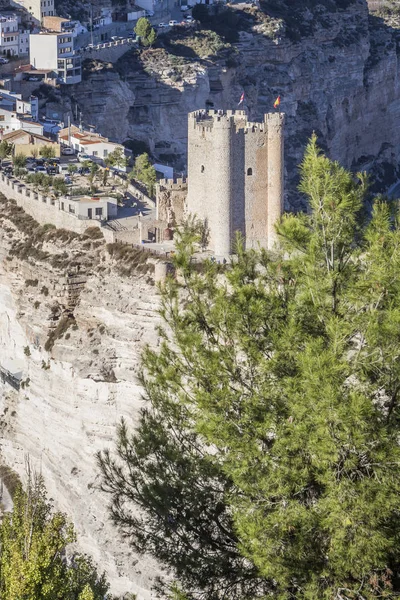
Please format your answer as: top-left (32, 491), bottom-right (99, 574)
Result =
top-left (273, 95), bottom-right (281, 108)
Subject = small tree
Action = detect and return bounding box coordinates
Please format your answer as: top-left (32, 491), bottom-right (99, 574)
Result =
top-left (52, 177), bottom-right (67, 197)
top-left (135, 17), bottom-right (157, 46)
top-left (13, 154), bottom-right (26, 169)
top-left (88, 162), bottom-right (99, 191)
top-left (39, 145), bottom-right (56, 160)
top-left (133, 152), bottom-right (156, 197)
top-left (0, 140), bottom-right (13, 166)
top-left (31, 146), bottom-right (39, 159)
top-left (68, 163), bottom-right (78, 182)
top-left (108, 147), bottom-right (128, 171)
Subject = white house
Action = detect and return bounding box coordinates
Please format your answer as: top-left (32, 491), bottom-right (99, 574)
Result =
top-left (58, 125), bottom-right (126, 163)
top-left (127, 7), bottom-right (146, 21)
top-left (60, 195), bottom-right (118, 221)
top-left (16, 95), bottom-right (39, 121)
top-left (0, 107), bottom-right (43, 134)
top-left (135, 0), bottom-right (157, 13)
top-left (93, 8), bottom-right (112, 28)
top-left (29, 32), bottom-right (82, 84)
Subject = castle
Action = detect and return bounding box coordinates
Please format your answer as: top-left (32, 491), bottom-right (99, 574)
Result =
top-left (186, 109), bottom-right (284, 255)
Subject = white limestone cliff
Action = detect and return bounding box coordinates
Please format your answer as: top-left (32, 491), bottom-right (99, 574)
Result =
top-left (0, 220), bottom-right (162, 597)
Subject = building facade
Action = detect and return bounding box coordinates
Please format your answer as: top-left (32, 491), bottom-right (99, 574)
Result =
top-left (58, 125), bottom-right (126, 163)
top-left (0, 14), bottom-right (19, 56)
top-left (0, 107), bottom-right (43, 134)
top-left (11, 0), bottom-right (55, 24)
top-left (186, 109), bottom-right (284, 254)
top-left (29, 32), bottom-right (81, 84)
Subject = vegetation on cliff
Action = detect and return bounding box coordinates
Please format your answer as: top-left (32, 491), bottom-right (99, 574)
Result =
top-left (99, 137), bottom-right (400, 599)
top-left (0, 471), bottom-right (110, 599)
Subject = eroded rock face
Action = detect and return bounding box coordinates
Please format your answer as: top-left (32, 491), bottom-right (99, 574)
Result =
top-left (0, 217), bottom-right (161, 598)
top-left (63, 0), bottom-right (400, 209)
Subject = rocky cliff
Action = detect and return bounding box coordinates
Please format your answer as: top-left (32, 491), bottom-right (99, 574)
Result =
top-left (0, 197), bottom-right (162, 597)
top-left (57, 0), bottom-right (400, 209)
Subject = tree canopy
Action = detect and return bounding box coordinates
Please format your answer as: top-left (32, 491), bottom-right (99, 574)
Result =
top-left (99, 135), bottom-right (400, 600)
top-left (134, 17), bottom-right (157, 46)
top-left (131, 152), bottom-right (156, 197)
top-left (0, 472), bottom-right (110, 599)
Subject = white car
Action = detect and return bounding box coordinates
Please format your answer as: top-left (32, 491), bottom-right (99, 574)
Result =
top-left (185, 15), bottom-right (194, 21)
top-left (0, 58), bottom-right (9, 64)
top-left (158, 22), bottom-right (168, 28)
top-left (169, 20), bottom-right (178, 26)
top-left (77, 152), bottom-right (93, 162)
top-left (61, 146), bottom-right (75, 155)
top-left (181, 4), bottom-right (189, 10)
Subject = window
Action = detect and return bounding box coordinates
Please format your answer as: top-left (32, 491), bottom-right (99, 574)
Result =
top-left (95, 207), bottom-right (103, 217)
top-left (103, 149), bottom-right (108, 157)
top-left (201, 165), bottom-right (205, 173)
top-left (247, 167), bottom-right (253, 176)
top-left (61, 202), bottom-right (64, 210)
top-left (92, 151), bottom-right (98, 156)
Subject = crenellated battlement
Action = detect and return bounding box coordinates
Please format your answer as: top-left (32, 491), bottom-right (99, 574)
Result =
top-left (157, 177), bottom-right (188, 191)
top-left (189, 109), bottom-right (284, 137)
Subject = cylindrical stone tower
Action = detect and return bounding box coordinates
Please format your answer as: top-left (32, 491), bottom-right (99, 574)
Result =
top-left (212, 116), bottom-right (233, 255)
top-left (266, 112), bottom-right (285, 250)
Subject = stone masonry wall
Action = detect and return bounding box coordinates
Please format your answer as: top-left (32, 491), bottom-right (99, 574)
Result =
top-left (0, 175), bottom-right (102, 234)
top-left (155, 177), bottom-right (187, 225)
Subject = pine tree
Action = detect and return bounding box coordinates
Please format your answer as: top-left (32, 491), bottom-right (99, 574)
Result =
top-left (99, 136), bottom-right (400, 599)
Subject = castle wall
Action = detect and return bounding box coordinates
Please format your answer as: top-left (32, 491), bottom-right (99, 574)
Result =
top-left (155, 178), bottom-right (187, 225)
top-left (266, 113), bottom-right (285, 249)
top-left (244, 126), bottom-right (269, 249)
top-left (186, 110), bottom-right (284, 254)
top-left (0, 175), bottom-right (102, 234)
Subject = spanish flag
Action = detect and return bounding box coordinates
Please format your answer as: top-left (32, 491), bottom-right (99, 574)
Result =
top-left (274, 95), bottom-right (281, 108)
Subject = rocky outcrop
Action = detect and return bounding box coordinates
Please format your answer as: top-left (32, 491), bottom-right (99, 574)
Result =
top-left (0, 204), bottom-right (162, 597)
top-left (59, 0), bottom-right (400, 209)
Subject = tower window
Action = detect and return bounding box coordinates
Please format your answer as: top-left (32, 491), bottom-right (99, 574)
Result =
top-left (247, 167), bottom-right (253, 176)
top-left (201, 165), bottom-right (205, 173)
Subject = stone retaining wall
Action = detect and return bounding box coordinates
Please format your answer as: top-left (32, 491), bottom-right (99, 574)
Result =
top-left (0, 174), bottom-right (102, 235)
top-left (81, 39), bottom-right (137, 63)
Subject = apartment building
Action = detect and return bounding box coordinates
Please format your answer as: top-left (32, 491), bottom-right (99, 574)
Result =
top-left (29, 32), bottom-right (82, 84)
top-left (11, 0), bottom-right (55, 24)
top-left (0, 14), bottom-right (19, 56)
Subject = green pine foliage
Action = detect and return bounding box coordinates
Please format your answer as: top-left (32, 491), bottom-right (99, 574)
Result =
top-left (99, 135), bottom-right (400, 599)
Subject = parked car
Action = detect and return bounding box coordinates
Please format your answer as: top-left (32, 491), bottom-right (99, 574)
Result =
top-left (0, 58), bottom-right (9, 64)
top-left (185, 15), bottom-right (194, 21)
top-left (27, 76), bottom-right (40, 81)
top-left (77, 152), bottom-right (92, 162)
top-left (47, 167), bottom-right (57, 175)
top-left (61, 146), bottom-right (75, 155)
top-left (64, 175), bottom-right (72, 184)
top-left (35, 166), bottom-right (47, 173)
top-left (146, 10), bottom-right (155, 16)
top-left (181, 4), bottom-right (189, 10)
top-left (169, 20), bottom-right (178, 26)
top-left (158, 22), bottom-right (168, 28)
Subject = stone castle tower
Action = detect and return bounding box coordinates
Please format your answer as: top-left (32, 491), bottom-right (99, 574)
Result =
top-left (186, 109), bottom-right (284, 255)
